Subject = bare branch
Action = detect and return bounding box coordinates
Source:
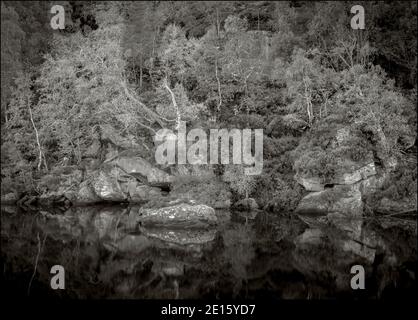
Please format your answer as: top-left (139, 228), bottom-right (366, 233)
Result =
top-left (121, 81), bottom-right (165, 127)
top-left (163, 77), bottom-right (181, 130)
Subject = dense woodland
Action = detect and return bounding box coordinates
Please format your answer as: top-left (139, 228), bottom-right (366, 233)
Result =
top-left (1, 1), bottom-right (416, 213)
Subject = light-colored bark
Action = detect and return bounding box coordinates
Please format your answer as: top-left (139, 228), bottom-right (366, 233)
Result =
top-left (215, 59), bottom-right (222, 112)
top-left (303, 76), bottom-right (313, 125)
top-left (121, 81), bottom-right (164, 127)
top-left (163, 78), bottom-right (181, 130)
top-left (28, 104), bottom-right (47, 171)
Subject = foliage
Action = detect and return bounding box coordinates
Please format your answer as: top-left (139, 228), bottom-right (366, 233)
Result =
top-left (1, 1), bottom-right (416, 215)
top-left (223, 165), bottom-right (257, 199)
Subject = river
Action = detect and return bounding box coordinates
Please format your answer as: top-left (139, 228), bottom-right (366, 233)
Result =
top-left (1, 205), bottom-right (416, 299)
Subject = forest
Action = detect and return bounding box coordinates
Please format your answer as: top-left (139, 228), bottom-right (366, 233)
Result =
top-left (1, 0), bottom-right (417, 300)
top-left (0, 1), bottom-right (416, 215)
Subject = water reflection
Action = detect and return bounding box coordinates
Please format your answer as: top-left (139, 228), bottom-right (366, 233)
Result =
top-left (1, 205), bottom-right (416, 299)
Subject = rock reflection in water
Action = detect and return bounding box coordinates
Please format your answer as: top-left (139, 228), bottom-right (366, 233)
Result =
top-left (1, 205), bottom-right (416, 299)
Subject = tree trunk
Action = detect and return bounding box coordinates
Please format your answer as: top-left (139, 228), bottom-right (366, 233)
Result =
top-left (163, 78), bottom-right (181, 130)
top-left (215, 59), bottom-right (222, 112)
top-left (28, 104), bottom-right (47, 171)
top-left (139, 63), bottom-right (143, 90)
top-left (216, 7), bottom-right (220, 38)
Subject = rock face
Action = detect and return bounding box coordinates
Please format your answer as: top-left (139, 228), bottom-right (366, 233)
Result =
top-left (295, 176), bottom-right (324, 192)
top-left (296, 185), bottom-right (363, 217)
top-left (295, 162), bottom-right (376, 192)
top-left (137, 203), bottom-right (217, 227)
top-left (126, 183), bottom-right (163, 202)
top-left (14, 154), bottom-right (173, 206)
top-left (71, 181), bottom-right (102, 205)
top-left (140, 227), bottom-right (217, 246)
top-left (113, 156), bottom-right (173, 186)
top-left (294, 125), bottom-right (386, 218)
top-left (92, 171), bottom-right (126, 202)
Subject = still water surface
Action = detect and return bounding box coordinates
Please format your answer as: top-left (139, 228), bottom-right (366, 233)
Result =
top-left (1, 205), bottom-right (416, 299)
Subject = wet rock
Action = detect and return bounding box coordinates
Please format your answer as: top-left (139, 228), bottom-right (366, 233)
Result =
top-left (92, 171), bottom-right (126, 202)
top-left (140, 227), bottom-right (217, 246)
top-left (296, 184), bottom-right (363, 217)
top-left (67, 181), bottom-right (101, 205)
top-left (137, 203), bottom-right (217, 227)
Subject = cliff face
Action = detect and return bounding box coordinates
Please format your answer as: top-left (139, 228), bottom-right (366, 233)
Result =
top-left (293, 123), bottom-right (416, 218)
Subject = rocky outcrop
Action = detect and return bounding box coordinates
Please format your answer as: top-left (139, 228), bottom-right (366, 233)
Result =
top-left (136, 203), bottom-right (218, 228)
top-left (296, 184), bottom-right (363, 217)
top-left (295, 161), bottom-right (376, 192)
top-left (92, 170), bottom-right (126, 202)
top-left (70, 181), bottom-right (102, 205)
top-left (294, 125), bottom-right (388, 218)
top-left (112, 156), bottom-right (173, 186)
top-left (376, 197), bottom-right (417, 215)
top-left (140, 227), bottom-right (217, 246)
top-left (1, 154), bottom-right (174, 206)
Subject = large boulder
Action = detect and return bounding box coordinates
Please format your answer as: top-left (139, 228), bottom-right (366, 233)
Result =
top-left (295, 161), bottom-right (376, 192)
top-left (136, 203), bottom-right (217, 227)
top-left (69, 181), bottom-right (102, 205)
top-left (124, 181), bottom-right (164, 202)
top-left (140, 227), bottom-right (217, 246)
top-left (92, 170), bottom-right (126, 202)
top-left (112, 156), bottom-right (173, 186)
top-left (295, 176), bottom-right (324, 192)
top-left (293, 124), bottom-right (386, 218)
top-left (296, 184), bottom-right (363, 217)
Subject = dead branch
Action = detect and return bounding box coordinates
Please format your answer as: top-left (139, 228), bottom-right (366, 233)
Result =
top-left (163, 77), bottom-right (181, 130)
top-left (28, 103), bottom-right (48, 171)
top-left (215, 59), bottom-right (222, 112)
top-left (121, 81), bottom-right (165, 127)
